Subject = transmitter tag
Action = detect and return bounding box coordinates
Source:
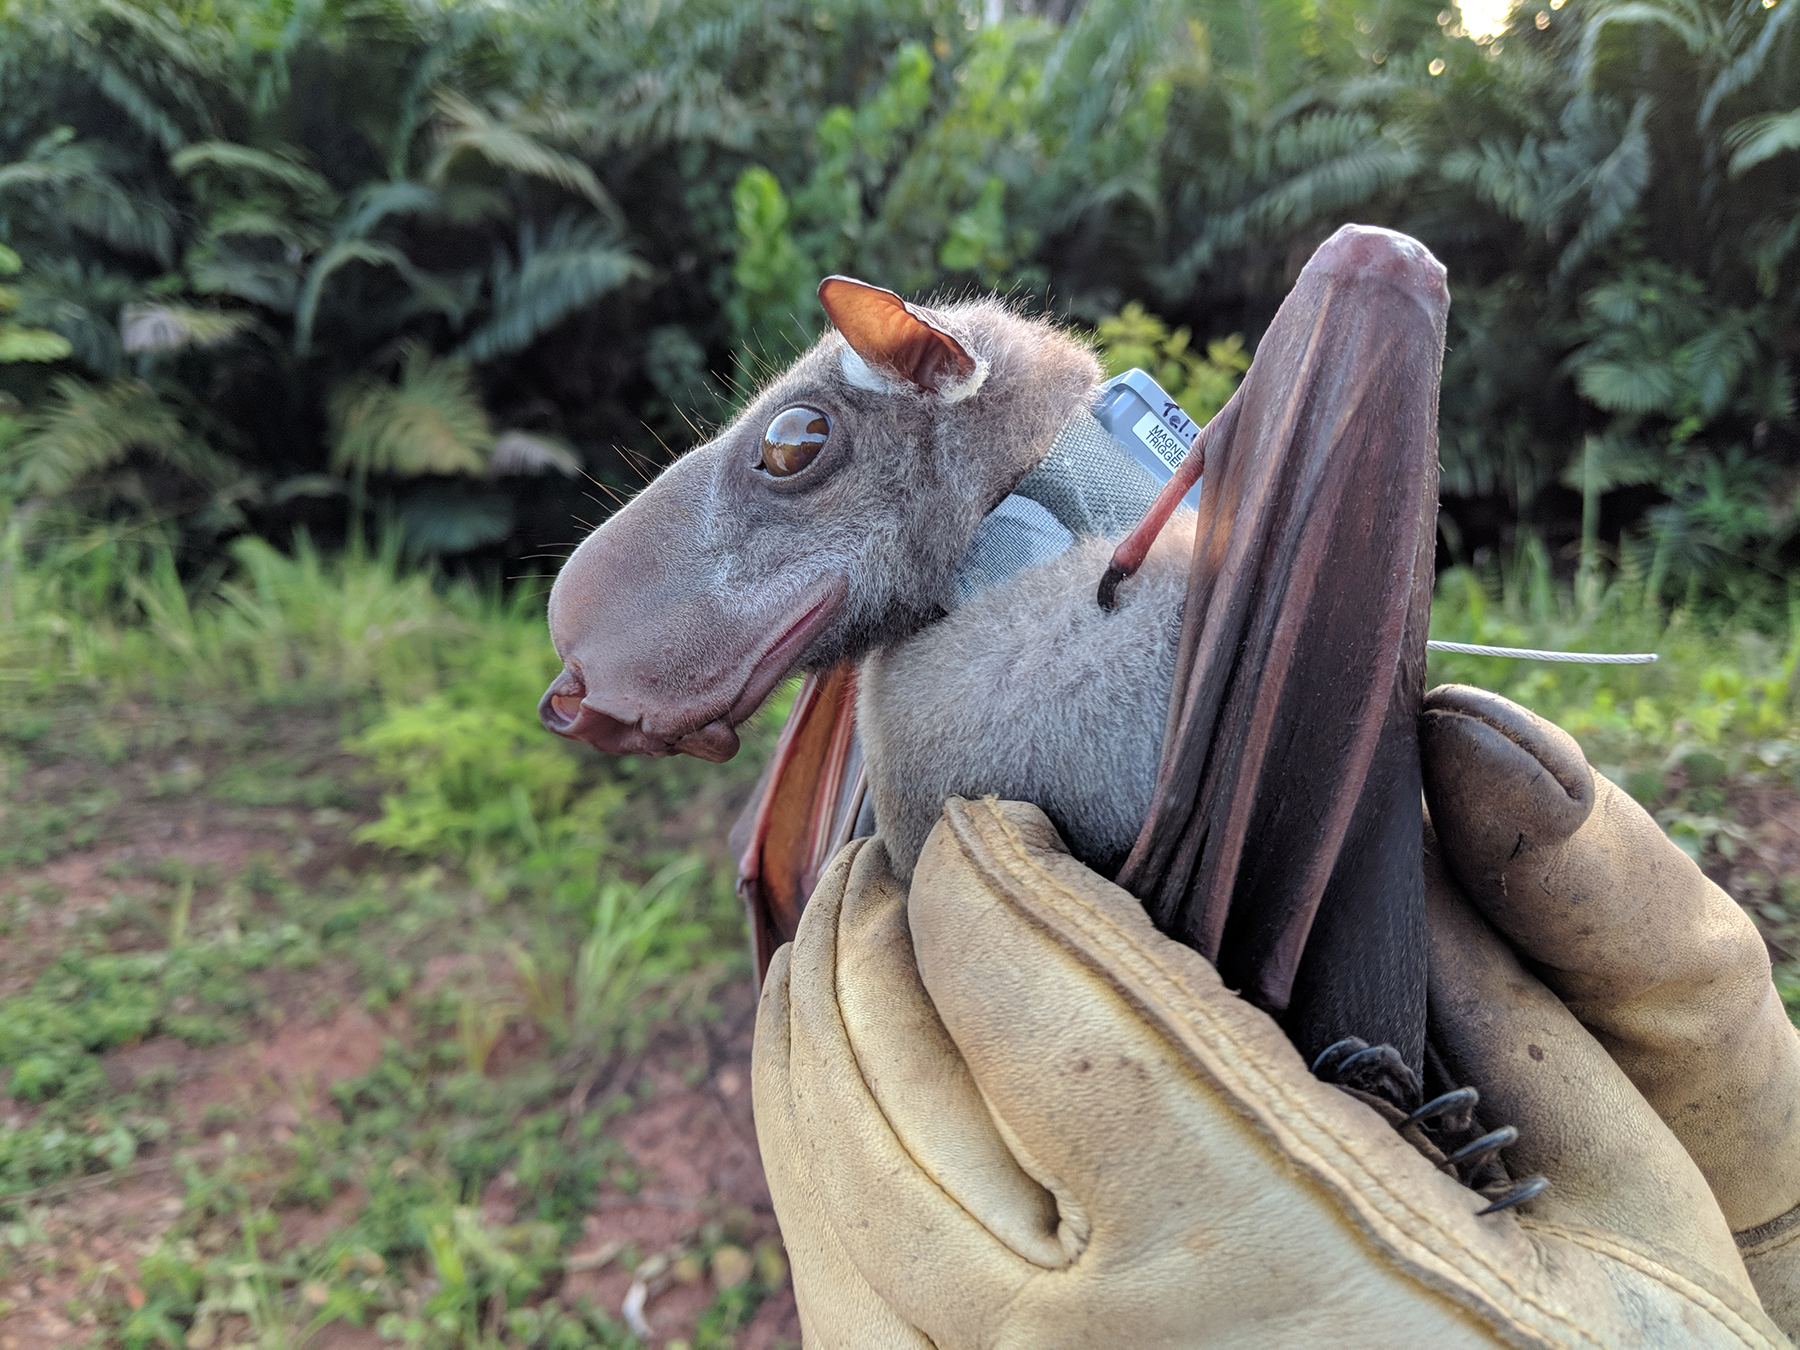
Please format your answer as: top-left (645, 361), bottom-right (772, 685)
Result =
top-left (1093, 369), bottom-right (1202, 508)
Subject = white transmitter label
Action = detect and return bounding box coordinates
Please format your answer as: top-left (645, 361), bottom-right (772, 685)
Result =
top-left (1132, 411), bottom-right (1188, 474)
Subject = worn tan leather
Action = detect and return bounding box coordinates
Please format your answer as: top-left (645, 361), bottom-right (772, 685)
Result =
top-left (1422, 683), bottom-right (1800, 1319)
top-left (753, 795), bottom-right (1790, 1348)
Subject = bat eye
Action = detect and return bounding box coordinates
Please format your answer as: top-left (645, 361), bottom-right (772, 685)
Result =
top-left (760, 406), bottom-right (831, 477)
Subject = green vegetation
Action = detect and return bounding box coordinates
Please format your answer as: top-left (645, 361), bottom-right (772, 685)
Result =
top-left (1427, 543), bottom-right (1800, 1013)
top-left (0, 0), bottom-right (1793, 606)
top-left (0, 534), bottom-right (787, 1346)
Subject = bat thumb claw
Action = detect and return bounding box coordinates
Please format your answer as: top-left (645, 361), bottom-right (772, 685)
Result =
top-left (1096, 562), bottom-right (1130, 611)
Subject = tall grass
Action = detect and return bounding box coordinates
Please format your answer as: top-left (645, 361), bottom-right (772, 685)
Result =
top-left (1429, 536), bottom-right (1800, 795)
top-left (0, 519), bottom-right (535, 707)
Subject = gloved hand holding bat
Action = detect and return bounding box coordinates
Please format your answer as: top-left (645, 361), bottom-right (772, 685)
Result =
top-left (539, 221), bottom-right (1800, 1342)
top-left (751, 694), bottom-right (1800, 1348)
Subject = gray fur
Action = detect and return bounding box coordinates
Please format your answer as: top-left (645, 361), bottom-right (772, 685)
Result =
top-left (861, 518), bottom-right (1194, 881)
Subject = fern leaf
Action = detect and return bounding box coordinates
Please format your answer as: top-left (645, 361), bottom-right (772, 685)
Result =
top-left (456, 216), bottom-right (650, 363)
top-left (1726, 109), bottom-right (1800, 177)
top-left (329, 345), bottom-right (493, 479)
top-left (428, 90), bottom-right (618, 219)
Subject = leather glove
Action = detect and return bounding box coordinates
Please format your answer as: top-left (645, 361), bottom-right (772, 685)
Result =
top-left (752, 694), bottom-right (1799, 1347)
top-left (1421, 684), bottom-right (1800, 1331)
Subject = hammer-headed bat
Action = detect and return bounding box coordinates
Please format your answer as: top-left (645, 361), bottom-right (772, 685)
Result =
top-left (542, 224), bottom-right (1446, 1098)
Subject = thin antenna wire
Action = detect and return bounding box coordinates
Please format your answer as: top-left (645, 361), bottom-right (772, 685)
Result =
top-left (1426, 641), bottom-right (1658, 664)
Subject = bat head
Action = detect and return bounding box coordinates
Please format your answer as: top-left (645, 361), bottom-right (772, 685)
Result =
top-left (541, 278), bottom-right (1099, 762)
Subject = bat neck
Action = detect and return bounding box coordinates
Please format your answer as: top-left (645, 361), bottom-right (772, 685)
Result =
top-left (948, 401), bottom-right (1161, 606)
top-left (1011, 403), bottom-right (1161, 539)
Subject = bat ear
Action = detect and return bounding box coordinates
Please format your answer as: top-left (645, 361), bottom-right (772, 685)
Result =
top-left (818, 275), bottom-right (978, 394)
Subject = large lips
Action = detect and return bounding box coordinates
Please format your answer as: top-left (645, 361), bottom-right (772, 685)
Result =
top-left (539, 583), bottom-right (845, 762)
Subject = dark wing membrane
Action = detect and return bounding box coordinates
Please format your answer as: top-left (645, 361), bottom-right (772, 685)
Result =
top-left (1117, 227), bottom-right (1447, 1074)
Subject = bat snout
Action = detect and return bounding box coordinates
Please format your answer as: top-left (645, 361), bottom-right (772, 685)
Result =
top-left (538, 664), bottom-right (744, 762)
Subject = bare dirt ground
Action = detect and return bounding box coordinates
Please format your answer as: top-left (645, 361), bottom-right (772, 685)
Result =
top-left (0, 707), bottom-right (799, 1348)
top-left (0, 992), bottom-right (797, 1349)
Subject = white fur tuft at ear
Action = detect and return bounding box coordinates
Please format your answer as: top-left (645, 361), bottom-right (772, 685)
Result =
top-left (839, 344), bottom-right (987, 401)
top-left (839, 347), bottom-right (898, 393)
top-left (937, 357), bottom-right (988, 404)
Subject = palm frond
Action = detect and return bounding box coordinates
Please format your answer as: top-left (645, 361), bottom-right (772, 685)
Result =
top-left (329, 345), bottom-right (493, 479)
top-left (488, 430), bottom-right (581, 476)
top-left (172, 141), bottom-right (336, 206)
top-left (59, 180), bottom-right (178, 263)
top-left (0, 328), bottom-right (73, 362)
top-left (397, 483), bottom-right (514, 556)
top-left (1556, 97), bottom-right (1653, 281)
top-left (119, 304), bottom-right (254, 354)
top-left (186, 254), bottom-right (302, 315)
top-left (1576, 358), bottom-right (1677, 414)
top-left (338, 180), bottom-right (441, 240)
top-left (1679, 316), bottom-right (1759, 419)
top-left (1159, 112), bottom-right (1418, 293)
top-left (427, 90), bottom-right (617, 220)
top-left (9, 376), bottom-right (231, 495)
top-left (0, 130), bottom-right (177, 262)
top-left (1699, 0), bottom-right (1797, 131)
top-left (455, 215), bottom-right (650, 363)
top-left (294, 239), bottom-right (427, 354)
top-left (1726, 109), bottom-right (1800, 176)
top-left (1573, 0), bottom-right (1706, 92)
top-left (9, 258), bottom-right (138, 376)
top-left (201, 205), bottom-right (325, 254)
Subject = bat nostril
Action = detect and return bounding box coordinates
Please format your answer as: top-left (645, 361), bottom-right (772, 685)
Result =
top-left (539, 668), bottom-right (588, 733)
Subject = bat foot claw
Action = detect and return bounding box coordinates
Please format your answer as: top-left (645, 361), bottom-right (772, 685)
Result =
top-left (1401, 1085), bottom-right (1480, 1133)
top-left (1310, 1036), bottom-right (1422, 1112)
top-left (1414, 1082), bottom-right (1548, 1216)
top-left (1095, 562), bottom-right (1129, 610)
top-left (1312, 1046), bottom-right (1548, 1215)
top-left (1476, 1174), bottom-right (1550, 1215)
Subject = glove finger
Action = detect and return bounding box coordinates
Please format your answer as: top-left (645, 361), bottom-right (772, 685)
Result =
top-left (752, 930), bottom-right (934, 1348)
top-left (828, 834), bottom-right (1066, 1264)
top-left (1422, 826), bottom-right (1752, 1293)
top-left (757, 835), bottom-right (1050, 1339)
top-left (1421, 684), bottom-right (1800, 1234)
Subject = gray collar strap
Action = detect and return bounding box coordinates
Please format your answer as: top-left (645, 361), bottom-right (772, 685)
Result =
top-left (951, 403), bottom-right (1159, 605)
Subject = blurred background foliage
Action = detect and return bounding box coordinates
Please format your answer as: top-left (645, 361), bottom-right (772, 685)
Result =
top-left (0, 0), bottom-right (1792, 610)
top-left (3, 6), bottom-right (1800, 1331)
